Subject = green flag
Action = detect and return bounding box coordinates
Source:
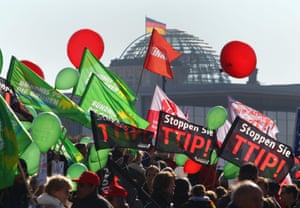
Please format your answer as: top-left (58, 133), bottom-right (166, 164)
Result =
top-left (72, 48), bottom-right (136, 103)
top-left (6, 56), bottom-right (90, 128)
top-left (0, 95), bottom-right (19, 189)
top-left (79, 74), bottom-right (149, 129)
top-left (55, 128), bottom-right (84, 163)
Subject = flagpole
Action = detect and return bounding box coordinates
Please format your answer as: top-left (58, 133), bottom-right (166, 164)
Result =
top-left (162, 76), bottom-right (166, 91)
top-left (135, 67), bottom-right (145, 99)
top-left (18, 160), bottom-right (36, 206)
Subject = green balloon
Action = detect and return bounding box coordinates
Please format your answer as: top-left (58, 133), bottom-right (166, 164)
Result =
top-left (0, 48), bottom-right (3, 75)
top-left (209, 150), bottom-right (218, 165)
top-left (31, 112), bottom-right (62, 153)
top-left (175, 153), bottom-right (189, 166)
top-left (206, 106), bottom-right (227, 130)
top-left (55, 67), bottom-right (79, 90)
top-left (80, 136), bottom-right (92, 145)
top-left (20, 142), bottom-right (41, 175)
top-left (88, 145), bottom-right (110, 172)
top-left (67, 163), bottom-right (88, 178)
top-left (223, 162), bottom-right (240, 179)
top-left (67, 162), bottom-right (88, 191)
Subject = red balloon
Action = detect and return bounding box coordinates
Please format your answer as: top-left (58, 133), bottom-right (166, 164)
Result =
top-left (220, 40), bottom-right (257, 78)
top-left (21, 60), bottom-right (45, 79)
top-left (295, 171), bottom-right (300, 179)
top-left (67, 29), bottom-right (104, 68)
top-left (183, 159), bottom-right (202, 174)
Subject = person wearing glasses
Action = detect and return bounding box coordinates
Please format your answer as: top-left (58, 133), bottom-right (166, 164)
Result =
top-left (71, 171), bottom-right (113, 208)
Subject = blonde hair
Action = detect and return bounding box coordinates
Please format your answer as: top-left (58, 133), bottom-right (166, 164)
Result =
top-left (45, 175), bottom-right (73, 195)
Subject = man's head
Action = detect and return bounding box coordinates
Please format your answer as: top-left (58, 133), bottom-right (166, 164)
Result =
top-left (191, 184), bottom-right (206, 197)
top-left (231, 180), bottom-right (263, 208)
top-left (238, 162), bottom-right (258, 182)
top-left (72, 171), bottom-right (100, 199)
top-left (280, 184), bottom-right (299, 207)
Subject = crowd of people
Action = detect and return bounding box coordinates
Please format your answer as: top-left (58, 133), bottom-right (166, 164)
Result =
top-left (1, 142), bottom-right (300, 208)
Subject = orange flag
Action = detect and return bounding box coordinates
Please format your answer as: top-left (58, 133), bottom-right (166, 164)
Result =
top-left (143, 29), bottom-right (181, 79)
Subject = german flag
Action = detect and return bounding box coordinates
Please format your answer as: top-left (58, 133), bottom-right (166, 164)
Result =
top-left (145, 17), bottom-right (166, 35)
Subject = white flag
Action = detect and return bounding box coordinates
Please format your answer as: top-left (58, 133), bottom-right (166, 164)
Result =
top-left (146, 85), bottom-right (187, 139)
top-left (228, 96), bottom-right (279, 139)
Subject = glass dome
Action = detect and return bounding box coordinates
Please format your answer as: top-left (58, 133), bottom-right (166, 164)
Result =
top-left (118, 29), bottom-right (231, 84)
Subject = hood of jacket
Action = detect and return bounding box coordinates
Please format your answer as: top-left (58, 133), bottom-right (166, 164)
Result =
top-left (37, 193), bottom-right (64, 208)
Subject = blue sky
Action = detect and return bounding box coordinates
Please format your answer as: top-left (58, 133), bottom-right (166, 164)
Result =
top-left (1, 0), bottom-right (300, 86)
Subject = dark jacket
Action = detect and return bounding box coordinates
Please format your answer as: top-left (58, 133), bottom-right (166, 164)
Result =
top-left (0, 183), bottom-right (29, 208)
top-left (71, 192), bottom-right (113, 208)
top-left (145, 191), bottom-right (174, 208)
top-left (181, 196), bottom-right (214, 208)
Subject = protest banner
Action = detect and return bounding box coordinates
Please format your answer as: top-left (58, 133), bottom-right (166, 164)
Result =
top-left (220, 116), bottom-right (294, 182)
top-left (156, 111), bottom-right (216, 164)
top-left (91, 111), bottom-right (153, 150)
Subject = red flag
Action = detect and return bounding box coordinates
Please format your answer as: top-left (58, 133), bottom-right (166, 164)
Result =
top-left (146, 85), bottom-right (187, 139)
top-left (143, 29), bottom-right (181, 79)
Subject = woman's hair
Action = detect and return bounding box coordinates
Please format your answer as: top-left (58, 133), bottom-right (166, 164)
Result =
top-left (281, 184), bottom-right (299, 199)
top-left (44, 175), bottom-right (73, 195)
top-left (152, 171), bottom-right (176, 192)
top-left (145, 165), bottom-right (159, 177)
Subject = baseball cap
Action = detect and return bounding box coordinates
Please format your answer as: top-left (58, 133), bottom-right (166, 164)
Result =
top-left (103, 176), bottom-right (128, 198)
top-left (72, 171), bottom-right (100, 186)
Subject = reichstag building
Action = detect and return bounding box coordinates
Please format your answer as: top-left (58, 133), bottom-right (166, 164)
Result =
top-left (107, 29), bottom-right (300, 148)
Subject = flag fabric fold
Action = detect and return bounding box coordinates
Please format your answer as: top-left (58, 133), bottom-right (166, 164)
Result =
top-left (228, 96), bottom-right (279, 139)
top-left (6, 56), bottom-right (90, 128)
top-left (0, 95), bottom-right (21, 189)
top-left (72, 48), bottom-right (136, 104)
top-left (146, 85), bottom-right (187, 139)
top-left (79, 74), bottom-right (149, 129)
top-left (145, 17), bottom-right (167, 35)
top-left (54, 128), bottom-right (84, 163)
top-left (143, 29), bottom-right (181, 79)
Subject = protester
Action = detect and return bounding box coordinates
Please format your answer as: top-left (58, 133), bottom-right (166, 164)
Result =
top-left (71, 171), bottom-right (113, 208)
top-left (103, 176), bottom-right (129, 208)
top-left (279, 184), bottom-right (300, 208)
top-left (173, 177), bottom-right (191, 208)
top-left (144, 170), bottom-right (176, 208)
top-left (138, 164), bottom-right (160, 206)
top-left (181, 184), bottom-right (215, 208)
top-left (217, 162), bottom-right (259, 208)
top-left (206, 189), bottom-right (218, 207)
top-left (226, 180), bottom-right (264, 208)
top-left (257, 177), bottom-right (279, 208)
top-left (268, 180), bottom-right (281, 208)
top-left (29, 173), bottom-right (46, 200)
top-left (215, 185), bottom-right (228, 200)
top-left (0, 158), bottom-right (31, 208)
top-left (37, 174), bottom-right (73, 208)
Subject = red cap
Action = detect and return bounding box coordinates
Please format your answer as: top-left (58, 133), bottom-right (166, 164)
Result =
top-left (103, 176), bottom-right (128, 198)
top-left (72, 171), bottom-right (100, 186)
